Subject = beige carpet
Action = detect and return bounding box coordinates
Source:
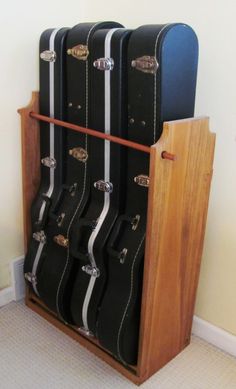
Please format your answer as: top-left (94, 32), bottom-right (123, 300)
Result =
top-left (0, 301), bottom-right (236, 389)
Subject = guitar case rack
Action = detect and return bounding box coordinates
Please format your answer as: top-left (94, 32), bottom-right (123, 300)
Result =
top-left (18, 91), bottom-right (215, 385)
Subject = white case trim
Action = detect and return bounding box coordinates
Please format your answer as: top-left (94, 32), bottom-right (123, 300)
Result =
top-left (192, 315), bottom-right (236, 358)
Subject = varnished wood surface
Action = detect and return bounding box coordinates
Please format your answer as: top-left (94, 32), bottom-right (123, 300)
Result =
top-left (18, 92), bottom-right (40, 251)
top-left (19, 93), bottom-right (215, 385)
top-left (137, 117), bottom-right (215, 379)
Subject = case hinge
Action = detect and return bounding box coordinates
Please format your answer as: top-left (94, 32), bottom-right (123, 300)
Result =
top-left (131, 56), bottom-right (159, 74)
top-left (69, 147), bottom-right (88, 163)
top-left (40, 50), bottom-right (56, 62)
top-left (134, 174), bottom-right (150, 187)
top-left (53, 234), bottom-right (69, 248)
top-left (67, 45), bottom-right (89, 61)
top-left (33, 230), bottom-right (46, 243)
top-left (94, 180), bottom-right (113, 193)
top-left (93, 57), bottom-right (114, 71)
top-left (41, 157), bottom-right (57, 169)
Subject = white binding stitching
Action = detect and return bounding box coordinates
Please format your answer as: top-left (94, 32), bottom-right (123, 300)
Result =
top-left (116, 233), bottom-right (145, 363)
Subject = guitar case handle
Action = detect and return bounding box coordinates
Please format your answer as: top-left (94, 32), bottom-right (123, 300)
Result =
top-left (70, 218), bottom-right (97, 261)
top-left (34, 194), bottom-right (51, 230)
top-left (49, 183), bottom-right (77, 221)
top-left (107, 215), bottom-right (134, 262)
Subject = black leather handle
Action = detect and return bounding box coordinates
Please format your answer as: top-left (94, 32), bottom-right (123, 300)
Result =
top-left (107, 214), bottom-right (133, 260)
top-left (34, 194), bottom-right (51, 229)
top-left (49, 183), bottom-right (77, 220)
top-left (70, 218), bottom-right (97, 261)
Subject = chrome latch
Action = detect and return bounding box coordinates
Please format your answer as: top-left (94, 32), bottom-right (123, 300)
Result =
top-left (82, 265), bottom-right (100, 278)
top-left (67, 45), bottom-right (89, 61)
top-left (93, 57), bottom-right (114, 71)
top-left (40, 50), bottom-right (56, 62)
top-left (33, 230), bottom-right (46, 243)
top-left (24, 272), bottom-right (37, 284)
top-left (94, 180), bottom-right (113, 193)
top-left (119, 248), bottom-right (128, 264)
top-left (56, 213), bottom-right (65, 227)
top-left (68, 183), bottom-right (77, 197)
top-left (41, 157), bottom-right (57, 169)
top-left (131, 56), bottom-right (159, 74)
top-left (131, 215), bottom-right (140, 231)
top-left (53, 234), bottom-right (69, 248)
top-left (69, 147), bottom-right (88, 163)
top-left (134, 174), bottom-right (150, 187)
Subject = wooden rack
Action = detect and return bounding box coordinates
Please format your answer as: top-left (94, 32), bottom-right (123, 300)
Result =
top-left (18, 91), bottom-right (215, 385)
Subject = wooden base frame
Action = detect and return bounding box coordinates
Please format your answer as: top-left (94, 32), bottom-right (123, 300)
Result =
top-left (18, 92), bottom-right (215, 385)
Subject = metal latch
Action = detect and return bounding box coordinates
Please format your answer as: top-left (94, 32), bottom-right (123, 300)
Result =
top-left (67, 45), bottom-right (89, 61)
top-left (56, 213), bottom-right (65, 227)
top-left (33, 230), bottom-right (46, 243)
top-left (69, 147), bottom-right (88, 162)
top-left (69, 183), bottom-right (77, 197)
top-left (94, 180), bottom-right (113, 193)
top-left (119, 248), bottom-right (128, 264)
top-left (41, 157), bottom-right (57, 169)
top-left (131, 215), bottom-right (140, 231)
top-left (134, 174), bottom-right (150, 187)
top-left (131, 56), bottom-right (159, 74)
top-left (53, 234), bottom-right (69, 248)
top-left (24, 272), bottom-right (37, 284)
top-left (40, 50), bottom-right (56, 62)
top-left (93, 57), bottom-right (114, 71)
top-left (82, 265), bottom-right (100, 278)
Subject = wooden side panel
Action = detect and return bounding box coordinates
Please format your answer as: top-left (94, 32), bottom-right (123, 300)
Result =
top-left (18, 92), bottom-right (40, 251)
top-left (138, 117), bottom-right (215, 379)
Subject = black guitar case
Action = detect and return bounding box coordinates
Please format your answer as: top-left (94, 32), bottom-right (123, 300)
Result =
top-left (24, 27), bottom-right (69, 296)
top-left (97, 23), bottom-right (199, 365)
top-left (27, 22), bottom-right (123, 322)
top-left (69, 27), bottom-right (131, 336)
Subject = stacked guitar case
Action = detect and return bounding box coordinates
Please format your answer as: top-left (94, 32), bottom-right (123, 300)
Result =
top-left (24, 21), bottom-right (198, 366)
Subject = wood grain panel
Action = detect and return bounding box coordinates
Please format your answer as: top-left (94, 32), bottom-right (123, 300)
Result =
top-left (18, 91), bottom-right (40, 251)
top-left (137, 117), bottom-right (215, 380)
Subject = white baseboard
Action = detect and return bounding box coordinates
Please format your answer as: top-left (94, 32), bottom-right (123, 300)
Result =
top-left (0, 286), bottom-right (14, 307)
top-left (192, 315), bottom-right (236, 358)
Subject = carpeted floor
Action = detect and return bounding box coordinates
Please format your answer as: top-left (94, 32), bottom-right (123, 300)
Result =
top-left (0, 301), bottom-right (236, 389)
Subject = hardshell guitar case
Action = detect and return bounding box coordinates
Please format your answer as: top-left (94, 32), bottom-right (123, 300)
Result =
top-left (97, 23), bottom-right (199, 365)
top-left (29, 22), bottom-right (123, 322)
top-left (69, 27), bottom-right (132, 336)
top-left (24, 27), bottom-right (69, 296)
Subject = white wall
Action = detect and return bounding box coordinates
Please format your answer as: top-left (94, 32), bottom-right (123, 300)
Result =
top-left (1, 0), bottom-right (236, 337)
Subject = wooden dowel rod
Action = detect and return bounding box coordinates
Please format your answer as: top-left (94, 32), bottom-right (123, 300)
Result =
top-left (30, 112), bottom-right (151, 154)
top-left (161, 151), bottom-right (176, 161)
